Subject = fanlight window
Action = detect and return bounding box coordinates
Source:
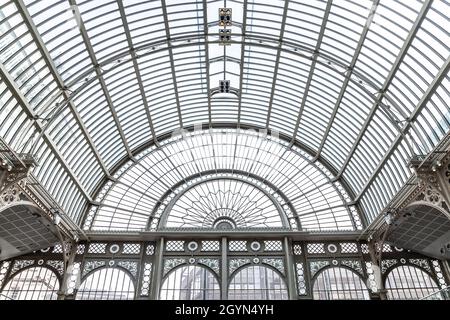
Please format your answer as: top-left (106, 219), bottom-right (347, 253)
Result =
top-left (385, 265), bottom-right (439, 300)
top-left (76, 268), bottom-right (135, 300)
top-left (312, 267), bottom-right (370, 300)
top-left (228, 265), bottom-right (288, 300)
top-left (165, 179), bottom-right (284, 229)
top-left (0, 267), bottom-right (59, 300)
top-left (160, 265), bottom-right (220, 300)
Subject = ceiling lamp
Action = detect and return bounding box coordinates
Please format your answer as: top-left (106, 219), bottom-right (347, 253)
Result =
top-left (219, 8), bottom-right (232, 26)
top-left (219, 80), bottom-right (230, 93)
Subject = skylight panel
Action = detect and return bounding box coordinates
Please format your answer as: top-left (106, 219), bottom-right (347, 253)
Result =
top-left (286, 0), bottom-right (325, 46)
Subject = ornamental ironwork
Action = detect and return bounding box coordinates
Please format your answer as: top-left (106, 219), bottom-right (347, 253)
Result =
top-left (0, 182), bottom-right (26, 205)
top-left (310, 261), bottom-right (330, 278)
top-left (87, 243), bottom-right (107, 254)
top-left (293, 244), bottom-right (302, 255)
top-left (117, 261), bottom-right (138, 278)
top-left (140, 263), bottom-right (152, 296)
top-left (122, 244), bottom-right (141, 255)
top-left (381, 259), bottom-right (398, 274)
top-left (201, 241), bottom-right (220, 252)
top-left (47, 260), bottom-right (64, 276)
top-left (165, 241), bottom-right (185, 252)
top-left (264, 241), bottom-right (283, 252)
top-left (82, 260), bottom-right (106, 277)
top-left (340, 243), bottom-right (359, 254)
top-left (163, 258), bottom-right (186, 276)
top-left (261, 258), bottom-right (285, 275)
top-left (197, 258), bottom-right (220, 276)
top-left (146, 244), bottom-right (155, 256)
top-left (0, 261), bottom-right (11, 289)
top-left (11, 260), bottom-right (34, 275)
top-left (431, 260), bottom-right (448, 289)
top-left (229, 258), bottom-right (251, 275)
top-left (409, 259), bottom-right (431, 273)
top-left (341, 260), bottom-right (364, 276)
top-left (307, 243), bottom-right (326, 254)
top-left (295, 263), bottom-right (307, 296)
top-left (229, 241), bottom-right (247, 252)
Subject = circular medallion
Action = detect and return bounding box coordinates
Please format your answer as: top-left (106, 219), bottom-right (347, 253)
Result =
top-left (250, 241), bottom-right (261, 252)
top-left (109, 244), bottom-right (120, 254)
top-left (332, 259), bottom-right (339, 266)
top-left (38, 259), bottom-right (44, 266)
top-left (187, 241), bottom-right (199, 252)
top-left (108, 260), bottom-right (115, 267)
top-left (327, 244), bottom-right (338, 253)
top-left (253, 257), bottom-right (260, 264)
top-left (189, 258), bottom-right (196, 264)
top-left (400, 258), bottom-right (406, 264)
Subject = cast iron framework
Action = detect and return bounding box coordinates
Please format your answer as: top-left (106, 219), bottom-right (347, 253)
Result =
top-left (0, 0), bottom-right (448, 232)
top-left (1, 237), bottom-right (448, 300)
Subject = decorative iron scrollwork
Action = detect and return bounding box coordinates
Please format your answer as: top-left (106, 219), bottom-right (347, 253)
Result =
top-left (229, 258), bottom-right (251, 275)
top-left (0, 180), bottom-right (27, 205)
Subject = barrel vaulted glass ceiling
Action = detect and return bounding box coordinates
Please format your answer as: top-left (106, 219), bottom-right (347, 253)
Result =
top-left (0, 0), bottom-right (449, 231)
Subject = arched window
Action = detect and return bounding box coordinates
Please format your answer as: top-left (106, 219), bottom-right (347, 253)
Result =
top-left (0, 267), bottom-right (60, 300)
top-left (313, 267), bottom-right (370, 300)
top-left (160, 265), bottom-right (220, 300)
top-left (228, 265), bottom-right (288, 300)
top-left (76, 267), bottom-right (135, 300)
top-left (385, 265), bottom-right (439, 300)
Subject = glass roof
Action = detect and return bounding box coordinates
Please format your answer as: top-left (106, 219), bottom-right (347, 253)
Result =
top-left (86, 129), bottom-right (360, 231)
top-left (0, 0), bottom-right (449, 231)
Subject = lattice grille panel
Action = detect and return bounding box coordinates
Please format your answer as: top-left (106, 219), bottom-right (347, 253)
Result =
top-left (52, 244), bottom-right (63, 253)
top-left (229, 241), bottom-right (247, 252)
top-left (201, 241), bottom-right (220, 252)
top-left (88, 243), bottom-right (107, 254)
top-left (360, 244), bottom-right (369, 254)
top-left (340, 243), bottom-right (358, 254)
top-left (264, 241), bottom-right (282, 252)
top-left (76, 244), bottom-right (85, 255)
top-left (146, 244), bottom-right (155, 255)
top-left (123, 244), bottom-right (141, 255)
top-left (307, 243), bottom-right (325, 254)
top-left (166, 241), bottom-right (185, 252)
top-left (293, 244), bottom-right (302, 255)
